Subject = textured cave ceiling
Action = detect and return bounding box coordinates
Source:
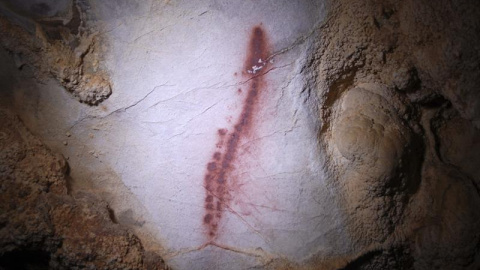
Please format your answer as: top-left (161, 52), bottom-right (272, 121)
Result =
top-left (0, 0), bottom-right (479, 269)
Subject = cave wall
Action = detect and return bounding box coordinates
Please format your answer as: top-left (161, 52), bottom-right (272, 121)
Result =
top-left (310, 0), bottom-right (480, 268)
top-left (0, 0), bottom-right (479, 269)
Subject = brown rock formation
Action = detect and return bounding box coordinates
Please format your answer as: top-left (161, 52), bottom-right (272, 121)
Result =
top-left (0, 110), bottom-right (167, 269)
top-left (308, 0), bottom-right (480, 268)
top-left (0, 1), bottom-right (111, 105)
top-left (0, 0), bottom-right (479, 269)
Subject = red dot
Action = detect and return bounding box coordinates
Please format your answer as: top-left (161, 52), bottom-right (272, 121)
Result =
top-left (204, 214), bottom-right (212, 224)
top-left (207, 162), bottom-right (217, 171)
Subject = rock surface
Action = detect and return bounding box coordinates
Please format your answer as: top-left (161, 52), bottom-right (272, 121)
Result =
top-left (310, 0), bottom-right (480, 268)
top-left (0, 109), bottom-right (168, 269)
top-left (0, 0), bottom-right (111, 105)
top-left (0, 0), bottom-right (479, 269)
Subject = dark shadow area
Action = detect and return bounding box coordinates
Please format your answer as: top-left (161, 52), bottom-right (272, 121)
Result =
top-left (340, 247), bottom-right (414, 270)
top-left (0, 249), bottom-right (51, 270)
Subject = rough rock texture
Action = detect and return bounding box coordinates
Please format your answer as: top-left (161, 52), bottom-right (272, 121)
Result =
top-left (0, 0), bottom-right (111, 105)
top-left (308, 0), bottom-right (480, 268)
top-left (0, 109), bottom-right (167, 269)
top-left (0, 0), bottom-right (479, 269)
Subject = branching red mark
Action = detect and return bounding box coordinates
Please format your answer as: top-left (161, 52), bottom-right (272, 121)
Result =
top-left (202, 25), bottom-right (270, 241)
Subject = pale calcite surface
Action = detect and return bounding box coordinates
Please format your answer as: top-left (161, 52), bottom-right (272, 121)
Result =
top-left (0, 0), bottom-right (353, 269)
top-left (1, 0), bottom-right (480, 269)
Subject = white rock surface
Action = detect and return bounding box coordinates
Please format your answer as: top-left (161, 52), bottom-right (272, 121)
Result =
top-left (0, 0), bottom-right (354, 269)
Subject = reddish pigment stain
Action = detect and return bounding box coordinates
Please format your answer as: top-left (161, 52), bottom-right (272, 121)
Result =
top-left (207, 162), bottom-right (217, 171)
top-left (201, 25), bottom-right (270, 241)
top-left (204, 214), bottom-right (212, 223)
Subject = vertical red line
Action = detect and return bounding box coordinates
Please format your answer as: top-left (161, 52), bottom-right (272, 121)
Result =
top-left (202, 25), bottom-right (269, 242)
